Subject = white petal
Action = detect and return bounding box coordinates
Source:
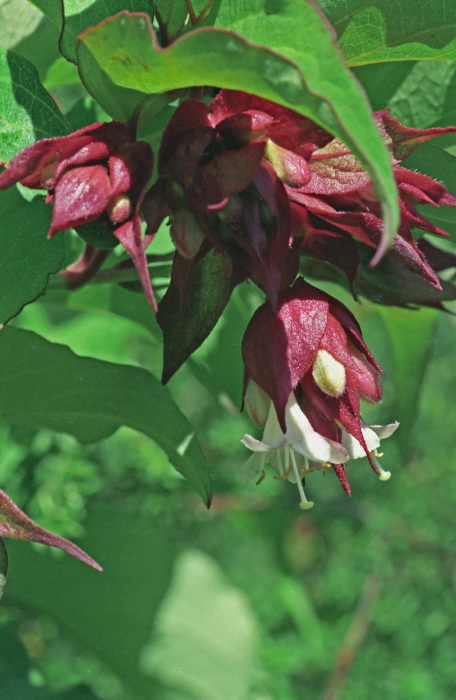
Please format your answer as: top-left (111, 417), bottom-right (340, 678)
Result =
top-left (241, 433), bottom-right (285, 452)
top-left (365, 421), bottom-right (400, 440)
top-left (285, 395), bottom-right (349, 463)
top-left (241, 452), bottom-right (265, 484)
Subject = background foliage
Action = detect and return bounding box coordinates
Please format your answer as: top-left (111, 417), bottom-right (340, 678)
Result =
top-left (0, 0), bottom-right (455, 698)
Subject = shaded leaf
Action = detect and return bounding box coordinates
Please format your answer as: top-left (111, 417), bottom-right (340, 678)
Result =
top-left (27, 0), bottom-right (63, 25)
top-left (0, 489), bottom-right (102, 570)
top-left (158, 247), bottom-right (234, 383)
top-left (0, 46), bottom-right (68, 162)
top-left (0, 537), bottom-right (7, 600)
top-left (79, 8), bottom-right (399, 253)
top-left (318, 0), bottom-right (456, 64)
top-left (0, 189), bottom-right (65, 324)
top-left (0, 327), bottom-right (211, 503)
top-left (4, 501), bottom-right (177, 699)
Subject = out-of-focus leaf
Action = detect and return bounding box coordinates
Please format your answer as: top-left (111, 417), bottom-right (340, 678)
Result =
top-left (79, 8), bottom-right (399, 254)
top-left (27, 0), bottom-right (62, 25)
top-left (60, 0), bottom-right (152, 63)
top-left (0, 489), bottom-right (101, 570)
top-left (158, 248), bottom-right (233, 383)
top-left (0, 0), bottom-right (43, 49)
top-left (378, 306), bottom-right (438, 459)
top-left (0, 537), bottom-right (7, 599)
top-left (0, 46), bottom-right (67, 162)
top-left (0, 327), bottom-right (211, 503)
top-left (318, 0), bottom-right (456, 64)
top-left (140, 550), bottom-right (259, 699)
top-left (0, 189), bottom-right (65, 324)
top-left (4, 501), bottom-right (176, 698)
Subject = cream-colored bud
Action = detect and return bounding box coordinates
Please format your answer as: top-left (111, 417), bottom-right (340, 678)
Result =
top-left (312, 349), bottom-right (346, 397)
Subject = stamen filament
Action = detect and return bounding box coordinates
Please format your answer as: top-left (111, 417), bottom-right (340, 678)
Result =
top-left (289, 449), bottom-right (314, 510)
top-left (371, 455), bottom-right (391, 481)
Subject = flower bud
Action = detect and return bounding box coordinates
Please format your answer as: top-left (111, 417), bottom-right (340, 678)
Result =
top-left (312, 349), bottom-right (346, 397)
top-left (170, 208), bottom-right (205, 258)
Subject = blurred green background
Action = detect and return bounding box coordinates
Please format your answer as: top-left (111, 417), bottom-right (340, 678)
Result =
top-left (2, 273), bottom-right (456, 700)
top-left (1, 2), bottom-right (456, 699)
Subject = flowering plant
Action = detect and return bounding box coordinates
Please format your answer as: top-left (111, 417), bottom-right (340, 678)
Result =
top-left (0, 0), bottom-right (455, 605)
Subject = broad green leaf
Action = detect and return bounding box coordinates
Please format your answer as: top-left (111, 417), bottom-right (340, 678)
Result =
top-left (27, 0), bottom-right (62, 25)
top-left (60, 0), bottom-right (153, 63)
top-left (158, 249), bottom-right (233, 383)
top-left (0, 489), bottom-right (101, 570)
top-left (0, 46), bottom-right (67, 162)
top-left (318, 0), bottom-right (456, 64)
top-left (388, 61), bottom-right (456, 130)
top-left (0, 0), bottom-right (42, 50)
top-left (4, 501), bottom-right (177, 698)
top-left (0, 189), bottom-right (65, 324)
top-left (0, 537), bottom-right (7, 600)
top-left (140, 550), bottom-right (259, 699)
top-left (77, 41), bottom-right (149, 123)
top-left (0, 327), bottom-right (211, 503)
top-left (79, 8), bottom-right (399, 254)
top-left (378, 306), bottom-right (438, 459)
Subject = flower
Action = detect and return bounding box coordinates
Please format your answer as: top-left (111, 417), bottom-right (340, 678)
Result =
top-left (142, 92), bottom-right (303, 305)
top-left (288, 110), bottom-right (456, 289)
top-left (241, 277), bottom-right (398, 502)
top-left (0, 122), bottom-right (156, 309)
top-left (242, 389), bottom-right (348, 509)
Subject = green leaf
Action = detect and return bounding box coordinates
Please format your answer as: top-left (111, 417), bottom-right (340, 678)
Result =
top-left (79, 7), bottom-right (399, 254)
top-left (0, 327), bottom-right (211, 503)
top-left (158, 248), bottom-right (233, 383)
top-left (27, 0), bottom-right (62, 25)
top-left (0, 46), bottom-right (68, 162)
top-left (0, 537), bottom-right (7, 600)
top-left (4, 500), bottom-right (177, 699)
top-left (140, 550), bottom-right (259, 699)
top-left (318, 0), bottom-right (456, 64)
top-left (0, 189), bottom-right (65, 324)
top-left (77, 41), bottom-right (149, 123)
top-left (378, 306), bottom-right (438, 459)
top-left (60, 0), bottom-right (153, 63)
top-left (0, 0), bottom-right (43, 50)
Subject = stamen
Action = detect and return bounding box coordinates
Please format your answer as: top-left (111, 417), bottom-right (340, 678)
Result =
top-left (256, 469), bottom-right (266, 485)
top-left (290, 450), bottom-right (314, 510)
top-left (371, 455), bottom-right (391, 481)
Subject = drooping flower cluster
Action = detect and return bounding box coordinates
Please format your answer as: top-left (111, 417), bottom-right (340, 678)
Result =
top-left (1, 89), bottom-right (456, 507)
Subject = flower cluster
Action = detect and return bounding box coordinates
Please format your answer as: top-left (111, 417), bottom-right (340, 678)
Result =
top-left (1, 89), bottom-right (456, 507)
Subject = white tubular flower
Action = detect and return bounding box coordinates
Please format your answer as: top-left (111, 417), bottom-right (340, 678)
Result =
top-left (241, 392), bottom-right (349, 509)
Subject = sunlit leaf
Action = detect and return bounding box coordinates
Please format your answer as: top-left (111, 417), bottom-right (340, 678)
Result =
top-left (318, 0), bottom-right (456, 64)
top-left (79, 8), bottom-right (399, 253)
top-left (60, 0), bottom-right (153, 62)
top-left (0, 46), bottom-right (67, 162)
